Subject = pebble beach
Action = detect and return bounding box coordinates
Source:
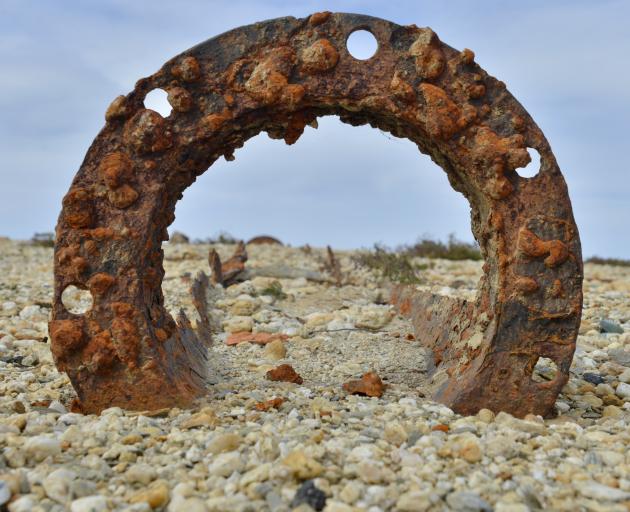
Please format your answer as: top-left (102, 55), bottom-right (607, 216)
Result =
top-left (1, 238), bottom-right (630, 512)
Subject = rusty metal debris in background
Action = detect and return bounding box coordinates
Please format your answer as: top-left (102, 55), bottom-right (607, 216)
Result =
top-left (50, 12), bottom-right (582, 416)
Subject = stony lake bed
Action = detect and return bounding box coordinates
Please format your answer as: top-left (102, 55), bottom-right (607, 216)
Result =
top-left (1, 238), bottom-right (630, 512)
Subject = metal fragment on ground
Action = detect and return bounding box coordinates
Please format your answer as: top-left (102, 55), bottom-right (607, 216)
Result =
top-left (51, 12), bottom-right (582, 416)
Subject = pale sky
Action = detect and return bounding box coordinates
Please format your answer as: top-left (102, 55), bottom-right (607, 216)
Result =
top-left (1, 1), bottom-right (629, 257)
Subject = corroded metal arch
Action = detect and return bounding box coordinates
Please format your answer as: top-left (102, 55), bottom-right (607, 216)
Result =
top-left (50, 12), bottom-right (582, 416)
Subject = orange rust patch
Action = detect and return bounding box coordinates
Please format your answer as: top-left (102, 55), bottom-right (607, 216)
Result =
top-left (105, 95), bottom-right (128, 121)
top-left (49, 319), bottom-right (85, 362)
top-left (110, 317), bottom-right (140, 367)
top-left (468, 83), bottom-right (486, 99)
top-left (245, 47), bottom-right (298, 106)
top-left (550, 279), bottom-right (565, 298)
top-left (515, 276), bottom-right (539, 295)
top-left (111, 302), bottom-right (136, 318)
top-left (390, 72), bottom-right (415, 103)
top-left (123, 109), bottom-right (171, 154)
top-left (420, 83), bottom-right (462, 140)
top-left (87, 272), bottom-right (115, 295)
top-left (167, 87), bottom-right (193, 113)
top-left (309, 11), bottom-right (331, 26)
top-left (107, 184), bottom-right (139, 209)
top-left (300, 39), bottom-right (339, 73)
top-left (99, 152), bottom-right (133, 189)
top-left (199, 109), bottom-right (232, 136)
top-left (460, 48), bottom-right (475, 64)
top-left (410, 29), bottom-right (445, 80)
top-left (172, 56), bottom-right (201, 82)
top-left (67, 257), bottom-right (88, 281)
top-left (86, 227), bottom-right (115, 240)
top-left (518, 227), bottom-right (569, 268)
top-left (154, 328), bottom-right (168, 342)
top-left (62, 188), bottom-right (94, 229)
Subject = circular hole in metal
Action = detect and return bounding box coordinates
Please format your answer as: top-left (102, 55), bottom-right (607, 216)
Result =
top-left (532, 356), bottom-right (558, 383)
top-left (61, 285), bottom-right (93, 315)
top-left (346, 29), bottom-right (378, 60)
top-left (516, 147), bottom-right (541, 178)
top-left (144, 88), bottom-right (172, 117)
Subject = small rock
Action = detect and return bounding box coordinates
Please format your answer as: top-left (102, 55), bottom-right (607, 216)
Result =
top-left (7, 495), bottom-right (37, 512)
top-left (608, 348), bottom-right (630, 366)
top-left (264, 339), bottom-right (287, 360)
top-left (615, 382), bottom-right (630, 399)
top-left (207, 433), bottom-right (242, 454)
top-left (181, 409), bottom-right (218, 429)
top-left (602, 405), bottom-right (622, 418)
top-left (0, 481), bottom-right (10, 506)
top-left (477, 408), bottom-right (495, 423)
top-left (396, 491), bottom-right (432, 511)
top-left (384, 422), bottom-right (408, 446)
top-left (43, 467), bottom-right (76, 503)
top-left (304, 312), bottom-right (334, 329)
top-left (446, 491), bottom-right (492, 512)
top-left (355, 460), bottom-right (386, 484)
top-left (339, 482), bottom-right (361, 504)
top-left (342, 372), bottom-right (384, 398)
top-left (168, 496), bottom-right (207, 512)
top-left (495, 412), bottom-right (545, 435)
top-left (618, 368), bottom-right (630, 383)
top-left (580, 481), bottom-right (630, 502)
top-left (439, 433), bottom-right (483, 463)
top-left (223, 316), bottom-right (254, 333)
top-left (129, 480), bottom-right (170, 508)
top-left (599, 318), bottom-right (624, 334)
top-left (354, 306), bottom-right (393, 330)
top-left (322, 502), bottom-right (353, 512)
top-left (126, 463), bottom-right (157, 485)
top-left (582, 372), bottom-right (606, 385)
top-left (208, 451), bottom-right (243, 477)
top-left (23, 435), bottom-right (61, 462)
top-left (290, 480), bottom-right (327, 511)
top-left (230, 297), bottom-right (260, 316)
top-left (282, 450), bottom-right (323, 479)
top-left (169, 231), bottom-right (189, 244)
top-left (266, 364), bottom-right (303, 384)
top-left (70, 495), bottom-right (108, 512)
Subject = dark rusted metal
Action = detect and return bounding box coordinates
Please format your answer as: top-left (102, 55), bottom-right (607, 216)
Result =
top-left (50, 12), bottom-right (582, 416)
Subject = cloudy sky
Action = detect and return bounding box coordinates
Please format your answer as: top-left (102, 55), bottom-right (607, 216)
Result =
top-left (1, 1), bottom-right (628, 257)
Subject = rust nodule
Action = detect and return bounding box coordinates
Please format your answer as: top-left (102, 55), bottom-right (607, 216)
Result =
top-left (51, 12), bottom-right (582, 417)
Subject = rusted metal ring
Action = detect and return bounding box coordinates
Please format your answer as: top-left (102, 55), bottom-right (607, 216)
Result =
top-left (50, 12), bottom-right (582, 416)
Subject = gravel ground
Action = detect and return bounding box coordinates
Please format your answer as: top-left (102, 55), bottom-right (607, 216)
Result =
top-left (1, 237), bottom-right (630, 512)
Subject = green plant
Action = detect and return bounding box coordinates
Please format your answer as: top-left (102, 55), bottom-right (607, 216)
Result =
top-left (260, 280), bottom-right (287, 300)
top-left (402, 234), bottom-right (481, 261)
top-left (586, 256), bottom-right (630, 267)
top-left (353, 245), bottom-right (422, 284)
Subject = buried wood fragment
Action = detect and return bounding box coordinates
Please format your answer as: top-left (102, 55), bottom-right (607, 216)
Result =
top-left (325, 245), bottom-right (343, 287)
top-left (208, 241), bottom-right (248, 286)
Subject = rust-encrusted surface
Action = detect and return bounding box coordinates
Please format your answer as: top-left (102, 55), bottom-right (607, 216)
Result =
top-left (51, 12), bottom-right (582, 416)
